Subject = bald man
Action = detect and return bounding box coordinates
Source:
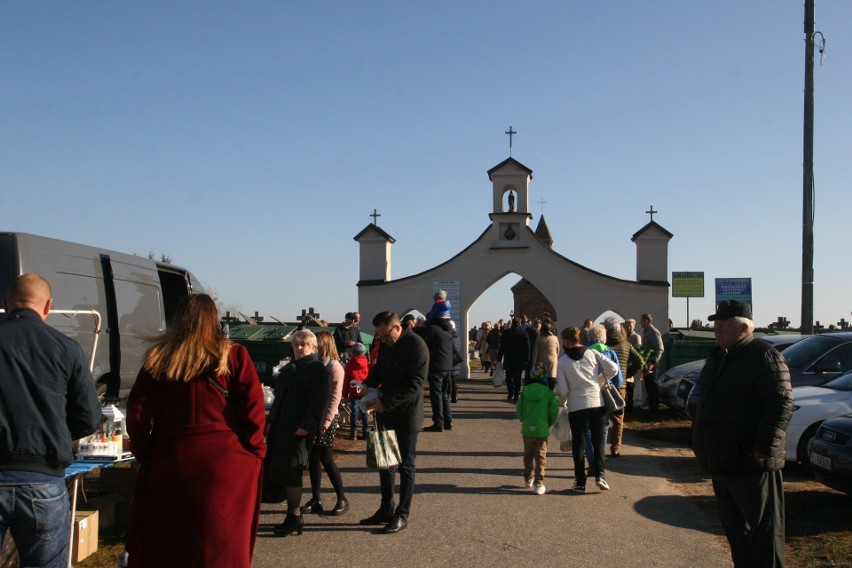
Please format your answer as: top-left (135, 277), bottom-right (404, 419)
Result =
top-left (0, 273), bottom-right (101, 567)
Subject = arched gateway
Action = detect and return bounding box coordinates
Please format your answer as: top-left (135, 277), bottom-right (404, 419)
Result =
top-left (355, 157), bottom-right (672, 377)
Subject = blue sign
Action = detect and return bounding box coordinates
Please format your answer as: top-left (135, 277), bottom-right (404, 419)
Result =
top-left (715, 278), bottom-right (752, 306)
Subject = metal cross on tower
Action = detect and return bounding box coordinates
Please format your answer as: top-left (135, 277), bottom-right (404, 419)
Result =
top-left (538, 198), bottom-right (547, 216)
top-left (645, 205), bottom-right (658, 222)
top-left (505, 126), bottom-right (517, 156)
top-left (370, 209), bottom-right (381, 225)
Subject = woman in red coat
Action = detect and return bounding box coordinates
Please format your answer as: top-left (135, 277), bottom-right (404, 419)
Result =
top-left (126, 294), bottom-right (266, 568)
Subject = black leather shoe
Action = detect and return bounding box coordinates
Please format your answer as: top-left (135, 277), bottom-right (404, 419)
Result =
top-left (272, 514), bottom-right (304, 537)
top-left (300, 498), bottom-right (323, 514)
top-left (422, 424), bottom-right (443, 432)
top-left (331, 498), bottom-right (349, 516)
top-left (383, 515), bottom-right (408, 534)
top-left (444, 423), bottom-right (453, 430)
top-left (359, 510), bottom-right (393, 525)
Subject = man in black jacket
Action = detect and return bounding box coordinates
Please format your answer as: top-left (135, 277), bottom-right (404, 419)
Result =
top-left (0, 274), bottom-right (101, 567)
top-left (422, 316), bottom-right (454, 432)
top-left (361, 311), bottom-right (429, 534)
top-left (691, 300), bottom-right (793, 567)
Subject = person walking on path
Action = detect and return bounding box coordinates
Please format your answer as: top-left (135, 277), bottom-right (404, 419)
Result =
top-left (499, 317), bottom-right (530, 401)
top-left (556, 326), bottom-right (618, 494)
top-left (126, 294), bottom-right (267, 567)
top-left (0, 274), bottom-right (101, 568)
top-left (360, 311), bottom-right (429, 534)
top-left (531, 321), bottom-right (560, 390)
top-left (516, 365), bottom-right (559, 495)
top-left (302, 331), bottom-right (349, 516)
top-left (604, 317), bottom-right (643, 457)
top-left (691, 300), bottom-right (793, 567)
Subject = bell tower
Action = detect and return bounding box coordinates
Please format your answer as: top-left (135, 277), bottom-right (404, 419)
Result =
top-left (487, 157), bottom-right (533, 245)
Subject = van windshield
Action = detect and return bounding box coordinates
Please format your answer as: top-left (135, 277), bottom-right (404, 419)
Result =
top-left (0, 234), bottom-right (18, 299)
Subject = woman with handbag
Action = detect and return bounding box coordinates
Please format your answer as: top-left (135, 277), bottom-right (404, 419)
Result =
top-left (555, 326), bottom-right (618, 494)
top-left (300, 331), bottom-right (349, 516)
top-left (125, 294), bottom-right (266, 568)
top-left (265, 329), bottom-right (329, 537)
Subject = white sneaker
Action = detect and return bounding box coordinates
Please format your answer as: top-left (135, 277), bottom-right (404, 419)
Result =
top-left (596, 477), bottom-right (610, 491)
top-left (524, 478), bottom-right (534, 488)
top-left (534, 485), bottom-right (547, 495)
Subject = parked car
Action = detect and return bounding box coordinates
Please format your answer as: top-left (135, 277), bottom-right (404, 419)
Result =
top-left (808, 413), bottom-right (852, 494)
top-left (669, 335), bottom-right (806, 416)
top-left (780, 332), bottom-right (852, 387)
top-left (785, 370), bottom-right (852, 463)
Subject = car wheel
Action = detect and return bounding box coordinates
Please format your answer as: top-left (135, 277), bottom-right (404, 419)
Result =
top-left (797, 422), bottom-right (823, 470)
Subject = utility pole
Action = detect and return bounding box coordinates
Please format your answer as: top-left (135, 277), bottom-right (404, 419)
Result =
top-left (801, 0), bottom-right (815, 334)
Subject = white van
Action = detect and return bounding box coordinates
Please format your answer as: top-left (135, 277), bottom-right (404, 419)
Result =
top-left (0, 232), bottom-right (206, 397)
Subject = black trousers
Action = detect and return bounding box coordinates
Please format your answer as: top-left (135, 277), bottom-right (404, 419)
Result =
top-left (711, 469), bottom-right (785, 568)
top-left (378, 429), bottom-right (418, 520)
top-left (644, 371), bottom-right (660, 411)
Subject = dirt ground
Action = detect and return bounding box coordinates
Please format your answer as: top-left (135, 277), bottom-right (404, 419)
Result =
top-left (627, 408), bottom-right (852, 568)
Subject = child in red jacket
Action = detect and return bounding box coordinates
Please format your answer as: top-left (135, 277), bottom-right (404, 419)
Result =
top-left (344, 343), bottom-right (371, 440)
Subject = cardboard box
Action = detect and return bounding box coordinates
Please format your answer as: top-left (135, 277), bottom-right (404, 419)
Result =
top-left (78, 493), bottom-right (124, 530)
top-left (72, 510), bottom-right (99, 563)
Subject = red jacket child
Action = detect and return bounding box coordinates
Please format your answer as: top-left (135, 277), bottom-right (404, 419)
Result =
top-left (344, 346), bottom-right (370, 398)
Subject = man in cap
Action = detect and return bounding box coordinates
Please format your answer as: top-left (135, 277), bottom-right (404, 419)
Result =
top-left (690, 300), bottom-right (792, 567)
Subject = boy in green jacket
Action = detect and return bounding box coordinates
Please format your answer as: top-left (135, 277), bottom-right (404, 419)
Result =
top-left (515, 364), bottom-right (559, 494)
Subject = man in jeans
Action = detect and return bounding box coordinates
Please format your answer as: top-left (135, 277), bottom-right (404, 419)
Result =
top-left (0, 274), bottom-right (101, 567)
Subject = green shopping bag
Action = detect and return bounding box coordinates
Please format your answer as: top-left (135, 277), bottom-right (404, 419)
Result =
top-left (366, 415), bottom-right (402, 470)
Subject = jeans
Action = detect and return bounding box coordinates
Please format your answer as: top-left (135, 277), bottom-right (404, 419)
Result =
top-left (0, 478), bottom-right (70, 568)
top-left (585, 413), bottom-right (611, 463)
top-left (428, 372), bottom-right (453, 427)
top-left (350, 397), bottom-right (370, 437)
top-left (378, 429), bottom-right (418, 520)
top-left (569, 406), bottom-right (607, 485)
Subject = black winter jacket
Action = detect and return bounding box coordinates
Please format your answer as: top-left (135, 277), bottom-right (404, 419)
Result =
top-left (365, 328), bottom-right (428, 433)
top-left (423, 319), bottom-right (454, 373)
top-left (691, 335), bottom-right (793, 474)
top-left (499, 327), bottom-right (530, 372)
top-left (0, 308), bottom-right (101, 476)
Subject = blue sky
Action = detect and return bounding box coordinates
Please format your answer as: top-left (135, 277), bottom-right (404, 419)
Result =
top-left (2, 2), bottom-right (850, 330)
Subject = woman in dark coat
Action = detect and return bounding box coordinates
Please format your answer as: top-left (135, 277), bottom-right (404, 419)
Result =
top-left (126, 294), bottom-right (266, 568)
top-left (265, 329), bottom-right (329, 537)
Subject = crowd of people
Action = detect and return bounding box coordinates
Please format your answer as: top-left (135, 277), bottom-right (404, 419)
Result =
top-left (0, 273), bottom-right (792, 568)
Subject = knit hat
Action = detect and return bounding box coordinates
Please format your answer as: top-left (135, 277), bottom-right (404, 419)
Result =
top-left (434, 289), bottom-right (447, 301)
top-left (352, 342), bottom-right (367, 356)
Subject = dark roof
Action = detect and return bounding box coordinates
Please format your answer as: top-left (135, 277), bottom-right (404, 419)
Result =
top-left (353, 223), bottom-right (396, 243)
top-left (534, 215), bottom-right (553, 247)
top-left (631, 221), bottom-right (674, 241)
top-left (487, 157), bottom-right (533, 181)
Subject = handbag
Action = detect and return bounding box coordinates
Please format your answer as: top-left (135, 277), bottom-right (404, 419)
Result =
top-left (634, 377), bottom-right (647, 406)
top-left (366, 415), bottom-right (402, 470)
top-left (492, 362), bottom-right (506, 387)
top-left (313, 414), bottom-right (339, 447)
top-left (601, 382), bottom-right (626, 414)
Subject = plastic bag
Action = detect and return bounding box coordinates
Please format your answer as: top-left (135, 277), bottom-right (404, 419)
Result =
top-left (551, 406), bottom-right (571, 444)
top-left (634, 377), bottom-right (647, 407)
top-left (492, 362), bottom-right (505, 387)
